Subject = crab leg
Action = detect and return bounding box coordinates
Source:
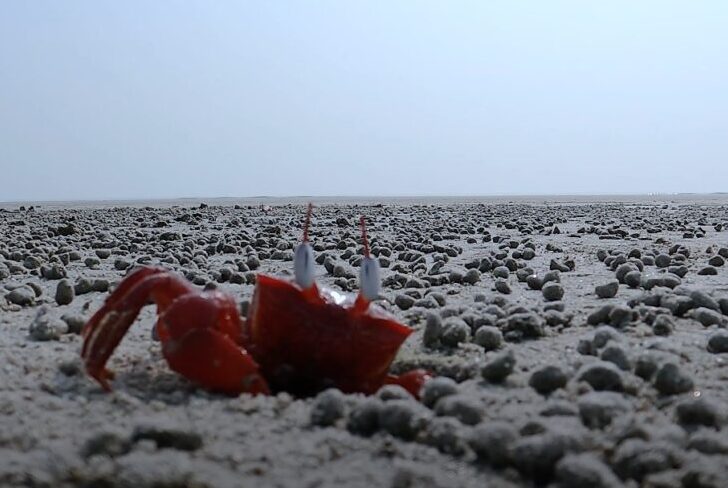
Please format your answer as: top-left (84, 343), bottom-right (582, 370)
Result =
top-left (81, 269), bottom-right (194, 390)
top-left (384, 369), bottom-right (432, 398)
top-left (156, 291), bottom-right (269, 395)
top-left (163, 327), bottom-right (270, 395)
top-left (82, 267), bottom-right (165, 341)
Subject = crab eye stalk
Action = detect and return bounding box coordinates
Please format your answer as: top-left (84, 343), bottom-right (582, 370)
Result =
top-left (358, 215), bottom-right (381, 303)
top-left (294, 203), bottom-right (315, 289)
top-left (294, 243), bottom-right (315, 289)
top-left (360, 256), bottom-right (381, 302)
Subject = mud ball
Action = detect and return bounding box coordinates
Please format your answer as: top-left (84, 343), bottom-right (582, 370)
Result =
top-left (246, 256), bottom-right (260, 270)
top-left (504, 312), bottom-right (545, 339)
top-left (131, 423), bottom-right (203, 451)
top-left (615, 263), bottom-right (638, 284)
top-left (608, 305), bottom-right (633, 328)
top-left (707, 331), bottom-right (728, 353)
top-left (529, 365), bottom-right (568, 395)
top-left (481, 349), bottom-right (516, 383)
top-left (555, 453), bottom-right (622, 488)
top-left (347, 397), bottom-right (383, 437)
top-left (55, 279), bottom-right (75, 305)
top-left (29, 307), bottom-right (68, 341)
top-left (467, 422), bottom-right (517, 467)
top-left (377, 385), bottom-right (413, 401)
top-left (428, 292), bottom-right (446, 307)
top-left (698, 266), bottom-right (718, 275)
top-left (624, 271), bottom-right (642, 289)
top-left (434, 394), bottom-right (483, 425)
top-left (394, 294), bottom-right (415, 310)
top-left (600, 345), bottom-right (632, 371)
top-left (669, 265), bottom-right (689, 278)
top-left (611, 439), bottom-right (681, 483)
top-left (462, 269), bottom-right (481, 285)
top-left (691, 289), bottom-right (720, 310)
top-left (92, 278), bottom-right (110, 292)
top-left (550, 259), bottom-right (571, 272)
top-left (652, 315), bottom-right (674, 336)
top-left (493, 266), bottom-right (510, 279)
top-left (576, 361), bottom-right (624, 392)
top-left (662, 273), bottom-right (682, 289)
top-left (310, 388), bottom-right (346, 427)
top-left (687, 430), bottom-right (728, 456)
top-left (378, 400), bottom-right (424, 440)
top-left (473, 326), bottom-right (503, 351)
top-left (542, 283), bottom-right (564, 302)
top-left (543, 270), bottom-right (561, 284)
top-left (578, 391), bottom-right (631, 429)
top-left (634, 352), bottom-right (661, 381)
top-left (708, 255), bottom-right (725, 267)
top-left (675, 397), bottom-right (722, 428)
top-left (440, 318), bottom-right (470, 347)
top-left (41, 263), bottom-right (67, 280)
top-left (424, 417), bottom-right (464, 455)
top-left (81, 431), bottom-right (131, 459)
top-left (588, 305), bottom-right (614, 325)
top-left (420, 376), bottom-right (459, 408)
top-left (23, 256), bottom-right (42, 270)
top-left (595, 281), bottom-right (619, 299)
top-left (422, 313), bottom-right (443, 347)
top-left (495, 279), bottom-right (511, 294)
top-left (510, 433), bottom-right (570, 481)
top-left (655, 254), bottom-right (671, 268)
top-left (61, 313), bottom-right (86, 334)
top-left (5, 286), bottom-right (35, 306)
top-left (592, 326), bottom-right (620, 349)
top-left (522, 248), bottom-right (536, 260)
top-left (654, 363), bottom-right (693, 395)
top-left (95, 249), bottom-right (111, 259)
top-left (692, 308), bottom-right (724, 327)
top-left (526, 274), bottom-right (543, 290)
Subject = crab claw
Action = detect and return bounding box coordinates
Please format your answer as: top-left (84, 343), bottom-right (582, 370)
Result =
top-left (159, 292), bottom-right (269, 395)
top-left (81, 266), bottom-right (269, 395)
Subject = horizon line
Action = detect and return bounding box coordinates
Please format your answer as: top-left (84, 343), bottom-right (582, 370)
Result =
top-left (2, 192), bottom-right (728, 206)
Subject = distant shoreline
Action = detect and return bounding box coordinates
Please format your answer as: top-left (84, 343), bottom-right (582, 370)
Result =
top-left (2, 193), bottom-right (728, 210)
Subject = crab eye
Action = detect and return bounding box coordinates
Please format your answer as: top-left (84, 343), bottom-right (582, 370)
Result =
top-left (294, 242), bottom-right (315, 289)
top-left (359, 256), bottom-right (380, 301)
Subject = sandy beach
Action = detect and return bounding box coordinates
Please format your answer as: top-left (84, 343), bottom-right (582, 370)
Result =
top-left (2, 196), bottom-right (728, 487)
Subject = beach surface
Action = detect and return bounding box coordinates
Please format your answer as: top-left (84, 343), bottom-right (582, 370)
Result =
top-left (2, 196), bottom-right (728, 487)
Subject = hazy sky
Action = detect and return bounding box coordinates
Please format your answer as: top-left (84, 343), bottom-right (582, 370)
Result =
top-left (1, 1), bottom-right (727, 201)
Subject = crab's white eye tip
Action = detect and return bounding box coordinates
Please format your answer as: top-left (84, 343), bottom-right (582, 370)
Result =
top-left (360, 256), bottom-right (381, 301)
top-left (294, 243), bottom-right (315, 289)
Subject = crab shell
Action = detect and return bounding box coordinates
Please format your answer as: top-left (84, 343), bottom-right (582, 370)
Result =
top-left (244, 274), bottom-right (413, 396)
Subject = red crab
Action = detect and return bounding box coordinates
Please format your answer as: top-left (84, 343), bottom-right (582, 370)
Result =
top-left (81, 205), bottom-right (429, 397)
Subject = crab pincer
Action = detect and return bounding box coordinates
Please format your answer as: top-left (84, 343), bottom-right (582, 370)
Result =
top-left (81, 266), bottom-right (269, 395)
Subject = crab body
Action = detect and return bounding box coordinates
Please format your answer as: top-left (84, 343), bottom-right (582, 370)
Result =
top-left (245, 275), bottom-right (413, 395)
top-left (81, 207), bottom-right (428, 397)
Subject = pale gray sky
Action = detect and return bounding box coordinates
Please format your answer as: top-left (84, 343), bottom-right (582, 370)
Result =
top-left (1, 1), bottom-right (727, 201)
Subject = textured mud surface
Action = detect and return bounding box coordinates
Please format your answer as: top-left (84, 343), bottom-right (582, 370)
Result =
top-left (2, 197), bottom-right (728, 487)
